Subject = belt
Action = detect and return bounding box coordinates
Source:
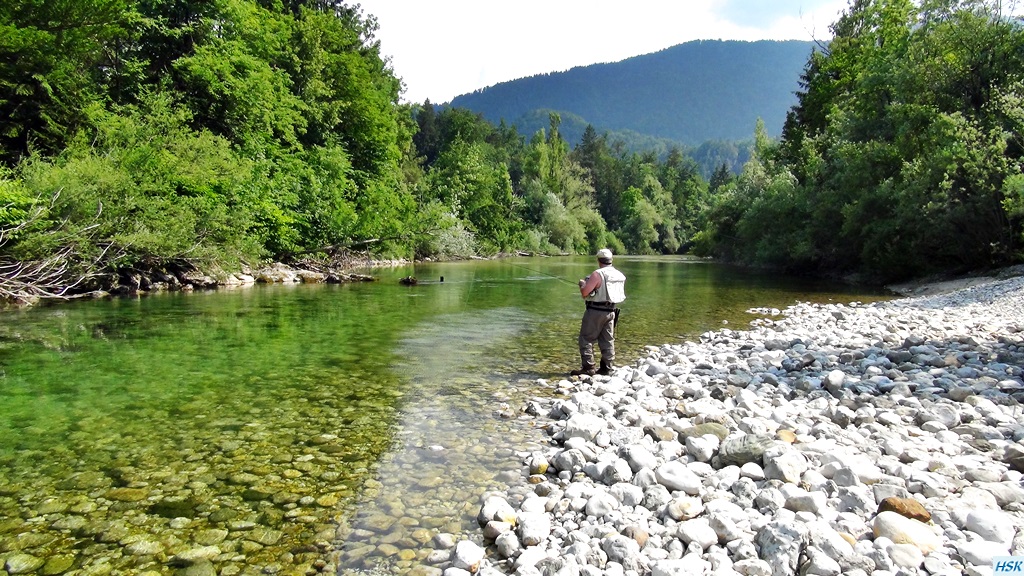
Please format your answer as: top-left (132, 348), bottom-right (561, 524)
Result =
top-left (586, 301), bottom-right (616, 311)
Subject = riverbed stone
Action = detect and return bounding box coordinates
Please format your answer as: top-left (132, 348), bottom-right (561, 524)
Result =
top-left (516, 512), bottom-right (550, 546)
top-left (655, 460), bottom-right (702, 494)
top-left (104, 487), bottom-right (149, 502)
top-left (5, 553), bottom-right (45, 574)
top-left (872, 511), bottom-right (942, 553)
top-left (877, 497), bottom-right (931, 523)
top-left (465, 273), bottom-right (1024, 576)
top-left (718, 435), bottom-right (777, 467)
top-left (678, 423), bottom-right (730, 441)
top-left (564, 413), bottom-right (607, 442)
top-left (452, 540), bottom-right (485, 572)
top-left (763, 449), bottom-right (807, 484)
top-left (964, 509), bottom-right (1017, 545)
top-left (478, 495), bottom-right (517, 526)
top-left (755, 520), bottom-right (807, 576)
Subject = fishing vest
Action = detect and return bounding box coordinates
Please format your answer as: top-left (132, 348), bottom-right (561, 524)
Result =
top-left (586, 266), bottom-right (626, 304)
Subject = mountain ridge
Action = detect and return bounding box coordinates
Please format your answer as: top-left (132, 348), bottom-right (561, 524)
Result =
top-left (448, 39), bottom-right (818, 149)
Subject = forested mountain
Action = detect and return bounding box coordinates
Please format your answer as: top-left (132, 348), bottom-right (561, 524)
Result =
top-left (450, 40), bottom-right (817, 147)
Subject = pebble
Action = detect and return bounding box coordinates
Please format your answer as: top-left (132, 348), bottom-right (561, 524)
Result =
top-left (466, 275), bottom-right (1024, 575)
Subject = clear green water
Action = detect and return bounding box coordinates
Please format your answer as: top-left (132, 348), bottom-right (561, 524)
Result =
top-left (0, 256), bottom-right (889, 574)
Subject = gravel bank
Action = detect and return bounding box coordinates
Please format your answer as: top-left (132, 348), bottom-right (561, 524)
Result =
top-left (449, 274), bottom-right (1024, 576)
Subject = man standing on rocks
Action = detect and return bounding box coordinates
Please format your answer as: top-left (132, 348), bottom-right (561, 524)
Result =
top-left (572, 249), bottom-right (626, 376)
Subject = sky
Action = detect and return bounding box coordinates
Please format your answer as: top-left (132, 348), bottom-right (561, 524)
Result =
top-left (356, 0), bottom-right (852, 104)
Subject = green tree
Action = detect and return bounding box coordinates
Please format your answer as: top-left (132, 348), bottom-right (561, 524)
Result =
top-left (413, 100), bottom-right (442, 166)
top-left (426, 139), bottom-right (519, 253)
top-left (0, 0), bottom-right (134, 164)
top-left (705, 0), bottom-right (1024, 280)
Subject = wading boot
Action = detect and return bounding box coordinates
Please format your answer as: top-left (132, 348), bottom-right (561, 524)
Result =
top-left (570, 364), bottom-right (597, 377)
top-left (597, 360), bottom-right (614, 376)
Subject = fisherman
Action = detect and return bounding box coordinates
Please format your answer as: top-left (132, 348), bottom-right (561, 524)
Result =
top-left (571, 248), bottom-right (626, 376)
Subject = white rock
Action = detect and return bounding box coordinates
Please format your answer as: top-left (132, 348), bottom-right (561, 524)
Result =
top-left (785, 491), bottom-right (827, 515)
top-left (965, 509), bottom-right (1017, 545)
top-left (804, 547), bottom-right (841, 576)
top-left (513, 545), bottom-right (550, 571)
top-left (733, 558), bottom-right (773, 576)
top-left (685, 435), bottom-right (719, 462)
top-left (520, 496), bottom-right (547, 513)
top-left (494, 531), bottom-right (520, 559)
top-left (601, 458), bottom-right (634, 485)
top-left (483, 521), bottom-right (513, 540)
top-left (623, 444), bottom-right (659, 472)
top-left (452, 540), bottom-right (485, 572)
top-left (595, 378), bottom-right (628, 395)
top-left (651, 555), bottom-right (709, 575)
top-left (646, 360), bottom-right (670, 376)
top-left (677, 518), bottom-right (718, 550)
top-left (655, 460), bottom-right (703, 495)
top-left (763, 449), bottom-right (808, 484)
top-left (601, 534), bottom-right (643, 572)
top-left (805, 520), bottom-right (855, 563)
top-left (708, 512), bottom-right (747, 543)
top-left (665, 496), bottom-right (704, 521)
top-left (434, 533), bottom-right (457, 549)
top-left (740, 462), bottom-right (766, 480)
top-left (955, 539), bottom-right (1009, 567)
top-left (552, 449), bottom-right (587, 474)
top-left (478, 495), bottom-right (518, 526)
top-left (872, 511), bottom-right (942, 554)
top-left (585, 491), bottom-right (619, 517)
top-left (755, 520), bottom-right (807, 576)
top-left (516, 512), bottom-right (551, 546)
top-left (644, 484), bottom-right (673, 511)
top-left (888, 542), bottom-right (924, 568)
top-left (977, 482), bottom-right (1024, 507)
top-left (826, 370), bottom-right (846, 388)
top-left (564, 413), bottom-right (608, 442)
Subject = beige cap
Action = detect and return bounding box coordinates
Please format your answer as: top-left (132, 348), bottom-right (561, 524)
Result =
top-left (596, 248), bottom-right (613, 262)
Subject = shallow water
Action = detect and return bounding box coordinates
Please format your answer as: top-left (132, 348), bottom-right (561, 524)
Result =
top-left (0, 256), bottom-right (889, 574)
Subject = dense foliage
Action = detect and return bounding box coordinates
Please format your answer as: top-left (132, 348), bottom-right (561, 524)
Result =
top-left (3, 0), bottom-right (1022, 302)
top-left (0, 0), bottom-right (712, 301)
top-left (693, 0), bottom-right (1024, 282)
top-left (502, 109), bottom-right (755, 179)
top-left (408, 105), bottom-right (710, 258)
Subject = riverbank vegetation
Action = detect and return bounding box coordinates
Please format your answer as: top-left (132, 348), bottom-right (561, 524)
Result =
top-left (1, 0), bottom-right (1023, 303)
top-left (695, 0), bottom-right (1024, 282)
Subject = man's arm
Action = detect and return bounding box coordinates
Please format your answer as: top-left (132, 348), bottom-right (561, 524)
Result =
top-left (579, 272), bottom-right (602, 298)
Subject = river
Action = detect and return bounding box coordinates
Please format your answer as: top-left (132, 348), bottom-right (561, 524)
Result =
top-left (0, 256), bottom-right (889, 575)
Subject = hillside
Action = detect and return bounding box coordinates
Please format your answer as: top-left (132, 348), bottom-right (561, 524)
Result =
top-left (449, 39), bottom-right (817, 147)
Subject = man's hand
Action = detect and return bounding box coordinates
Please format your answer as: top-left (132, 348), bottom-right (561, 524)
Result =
top-left (579, 273), bottom-right (602, 298)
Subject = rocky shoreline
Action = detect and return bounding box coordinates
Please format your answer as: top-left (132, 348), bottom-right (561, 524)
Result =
top-left (98, 259), bottom-right (401, 296)
top-left (445, 274), bottom-right (1024, 575)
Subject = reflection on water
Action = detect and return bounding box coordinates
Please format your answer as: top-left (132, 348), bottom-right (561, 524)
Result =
top-left (335, 307), bottom-right (551, 573)
top-left (0, 257), bottom-right (890, 574)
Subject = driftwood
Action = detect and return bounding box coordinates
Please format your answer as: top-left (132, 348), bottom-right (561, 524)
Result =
top-left (1, 191), bottom-right (404, 306)
top-left (1, 192), bottom-right (127, 305)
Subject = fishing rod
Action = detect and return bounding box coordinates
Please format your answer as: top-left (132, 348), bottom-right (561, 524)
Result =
top-left (506, 260), bottom-right (578, 287)
top-left (508, 259), bottom-right (622, 327)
